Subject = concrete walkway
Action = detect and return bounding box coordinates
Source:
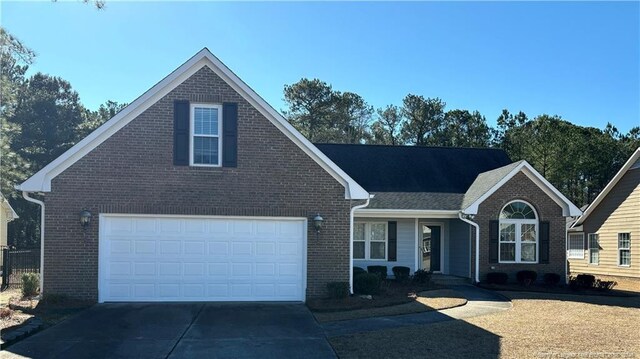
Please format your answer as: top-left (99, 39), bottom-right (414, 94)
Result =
top-left (322, 285), bottom-right (512, 337)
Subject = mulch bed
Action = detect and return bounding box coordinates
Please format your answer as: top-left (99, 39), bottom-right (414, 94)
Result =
top-left (478, 283), bottom-right (638, 297)
top-left (307, 280), bottom-right (441, 312)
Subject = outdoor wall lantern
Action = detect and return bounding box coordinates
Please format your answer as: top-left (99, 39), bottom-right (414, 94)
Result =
top-left (313, 213), bottom-right (324, 239)
top-left (80, 209), bottom-right (92, 229)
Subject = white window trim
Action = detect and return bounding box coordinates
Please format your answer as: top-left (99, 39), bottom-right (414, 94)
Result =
top-left (588, 233), bottom-right (599, 265)
top-left (498, 200), bottom-right (539, 264)
top-left (567, 232), bottom-right (585, 259)
top-left (189, 103), bottom-right (223, 167)
top-left (618, 232), bottom-right (631, 267)
top-left (354, 222), bottom-right (388, 261)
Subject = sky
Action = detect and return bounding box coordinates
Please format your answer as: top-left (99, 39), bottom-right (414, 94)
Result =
top-left (2, 1), bottom-right (639, 133)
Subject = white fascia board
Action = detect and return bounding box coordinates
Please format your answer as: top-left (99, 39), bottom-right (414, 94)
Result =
top-left (17, 48), bottom-right (369, 200)
top-left (462, 161), bottom-right (582, 217)
top-left (354, 209), bottom-right (460, 219)
top-left (574, 147), bottom-right (640, 226)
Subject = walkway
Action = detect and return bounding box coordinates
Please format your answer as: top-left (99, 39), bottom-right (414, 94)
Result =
top-left (322, 285), bottom-right (512, 337)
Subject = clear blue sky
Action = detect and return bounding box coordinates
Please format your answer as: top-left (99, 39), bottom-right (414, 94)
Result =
top-left (2, 1), bottom-right (639, 132)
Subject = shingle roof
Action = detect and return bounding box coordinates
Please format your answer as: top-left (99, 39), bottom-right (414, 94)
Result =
top-left (315, 144), bottom-right (512, 193)
top-left (368, 192), bottom-right (464, 210)
top-left (461, 161), bottom-right (524, 209)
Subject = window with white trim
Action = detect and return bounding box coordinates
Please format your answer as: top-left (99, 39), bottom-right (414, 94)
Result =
top-left (499, 201), bottom-right (538, 263)
top-left (567, 233), bottom-right (585, 259)
top-left (618, 233), bottom-right (631, 266)
top-left (588, 233), bottom-right (599, 265)
top-left (190, 104), bottom-right (222, 166)
top-left (353, 222), bottom-right (387, 260)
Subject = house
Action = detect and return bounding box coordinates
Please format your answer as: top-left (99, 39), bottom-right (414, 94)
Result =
top-left (17, 48), bottom-right (581, 303)
top-left (568, 148), bottom-right (640, 291)
top-left (0, 192), bottom-right (18, 248)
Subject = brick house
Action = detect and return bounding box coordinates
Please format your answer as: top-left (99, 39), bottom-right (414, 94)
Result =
top-left (18, 49), bottom-right (581, 302)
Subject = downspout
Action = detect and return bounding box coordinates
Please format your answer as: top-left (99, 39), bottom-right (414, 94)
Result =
top-left (458, 212), bottom-right (480, 283)
top-left (22, 191), bottom-right (45, 297)
top-left (349, 195), bottom-right (372, 294)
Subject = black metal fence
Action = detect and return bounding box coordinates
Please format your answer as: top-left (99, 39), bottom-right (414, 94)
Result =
top-left (1, 247), bottom-right (40, 290)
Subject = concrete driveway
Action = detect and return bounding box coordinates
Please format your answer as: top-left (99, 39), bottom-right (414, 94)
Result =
top-left (1, 303), bottom-right (336, 359)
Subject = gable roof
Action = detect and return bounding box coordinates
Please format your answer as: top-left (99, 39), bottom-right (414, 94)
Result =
top-left (17, 49), bottom-right (368, 200)
top-left (315, 144), bottom-right (512, 193)
top-left (574, 147), bottom-right (640, 226)
top-left (0, 192), bottom-right (18, 220)
top-left (461, 160), bottom-right (582, 217)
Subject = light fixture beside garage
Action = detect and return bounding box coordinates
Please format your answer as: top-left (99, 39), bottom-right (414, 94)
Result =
top-left (80, 209), bottom-right (92, 229)
top-left (313, 213), bottom-right (324, 239)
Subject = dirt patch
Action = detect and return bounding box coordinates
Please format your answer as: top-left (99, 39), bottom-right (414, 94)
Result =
top-left (330, 291), bottom-right (640, 359)
top-left (313, 289), bottom-right (467, 323)
top-left (479, 283), bottom-right (638, 297)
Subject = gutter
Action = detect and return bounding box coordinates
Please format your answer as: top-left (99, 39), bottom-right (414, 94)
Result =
top-left (22, 191), bottom-right (45, 297)
top-left (349, 195), bottom-right (372, 293)
top-left (458, 212), bottom-right (480, 283)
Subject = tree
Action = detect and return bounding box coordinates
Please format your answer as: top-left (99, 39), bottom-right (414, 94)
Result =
top-left (400, 95), bottom-right (446, 146)
top-left (371, 105), bottom-right (403, 145)
top-left (332, 92), bottom-right (373, 144)
top-left (435, 109), bottom-right (491, 148)
top-left (76, 100), bottom-right (128, 139)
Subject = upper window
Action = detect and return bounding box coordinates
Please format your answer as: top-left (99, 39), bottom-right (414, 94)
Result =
top-left (588, 233), bottom-right (599, 265)
top-left (567, 233), bottom-right (585, 259)
top-left (190, 104), bottom-right (222, 166)
top-left (499, 201), bottom-right (538, 263)
top-left (353, 222), bottom-right (387, 260)
top-left (618, 233), bottom-right (631, 267)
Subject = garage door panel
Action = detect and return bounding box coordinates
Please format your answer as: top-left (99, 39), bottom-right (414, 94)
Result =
top-left (100, 216), bottom-right (305, 302)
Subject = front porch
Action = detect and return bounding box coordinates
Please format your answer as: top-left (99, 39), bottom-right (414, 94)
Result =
top-left (353, 215), bottom-right (473, 280)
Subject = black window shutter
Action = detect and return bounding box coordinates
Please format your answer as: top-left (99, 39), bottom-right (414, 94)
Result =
top-left (222, 102), bottom-right (238, 167)
top-left (388, 221), bottom-right (397, 262)
top-left (489, 220), bottom-right (499, 263)
top-left (173, 100), bottom-right (190, 166)
top-left (539, 221), bottom-right (550, 264)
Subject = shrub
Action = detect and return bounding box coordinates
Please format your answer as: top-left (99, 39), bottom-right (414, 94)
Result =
top-left (543, 273), bottom-right (561, 286)
top-left (326, 282), bottom-right (350, 299)
top-left (353, 267), bottom-right (367, 277)
top-left (367, 266), bottom-right (387, 280)
top-left (594, 279), bottom-right (617, 292)
top-left (354, 272), bottom-right (381, 295)
top-left (392, 266), bottom-right (411, 282)
top-left (486, 272), bottom-right (508, 285)
top-left (575, 274), bottom-right (596, 289)
top-left (412, 269), bottom-right (432, 284)
top-left (516, 270), bottom-right (538, 286)
top-left (21, 273), bottom-right (39, 297)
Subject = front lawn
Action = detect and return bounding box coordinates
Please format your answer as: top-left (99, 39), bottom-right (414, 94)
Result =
top-left (330, 291), bottom-right (640, 359)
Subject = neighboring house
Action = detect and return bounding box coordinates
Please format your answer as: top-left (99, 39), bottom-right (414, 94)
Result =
top-left (17, 48), bottom-right (581, 303)
top-left (0, 192), bottom-right (19, 248)
top-left (568, 148), bottom-right (640, 291)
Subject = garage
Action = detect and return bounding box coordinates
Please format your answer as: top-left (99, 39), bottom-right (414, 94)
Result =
top-left (98, 215), bottom-right (306, 302)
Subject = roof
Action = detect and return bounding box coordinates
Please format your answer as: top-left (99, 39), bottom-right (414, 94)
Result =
top-left (315, 144), bottom-right (512, 192)
top-left (368, 192), bottom-right (464, 211)
top-left (574, 147), bottom-right (640, 226)
top-left (0, 192), bottom-right (18, 220)
top-left (17, 48), bottom-right (368, 200)
top-left (461, 161), bottom-right (524, 209)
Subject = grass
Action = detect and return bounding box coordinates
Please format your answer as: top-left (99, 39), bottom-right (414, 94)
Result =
top-left (313, 289), bottom-right (467, 322)
top-left (330, 291), bottom-right (640, 359)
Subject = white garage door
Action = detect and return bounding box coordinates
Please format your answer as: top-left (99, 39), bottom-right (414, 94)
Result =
top-left (98, 215), bottom-right (306, 302)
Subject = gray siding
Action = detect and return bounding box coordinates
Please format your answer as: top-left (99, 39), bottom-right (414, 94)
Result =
top-left (448, 219), bottom-right (471, 278)
top-left (354, 218), bottom-right (416, 276)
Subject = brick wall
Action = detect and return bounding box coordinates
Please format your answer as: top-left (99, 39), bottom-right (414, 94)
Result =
top-left (43, 66), bottom-right (352, 301)
top-left (472, 172), bottom-right (566, 282)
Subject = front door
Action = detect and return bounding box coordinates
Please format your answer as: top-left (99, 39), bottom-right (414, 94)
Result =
top-left (421, 225), bottom-right (441, 272)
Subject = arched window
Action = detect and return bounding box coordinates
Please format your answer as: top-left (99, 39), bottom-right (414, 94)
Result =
top-left (499, 200), bottom-right (538, 263)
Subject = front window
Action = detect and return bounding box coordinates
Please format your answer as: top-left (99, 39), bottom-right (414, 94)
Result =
top-left (499, 201), bottom-right (538, 263)
top-left (588, 233), bottom-right (599, 265)
top-left (190, 104), bottom-right (222, 166)
top-left (353, 222), bottom-right (387, 260)
top-left (618, 233), bottom-right (631, 266)
top-left (567, 233), bottom-right (585, 259)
